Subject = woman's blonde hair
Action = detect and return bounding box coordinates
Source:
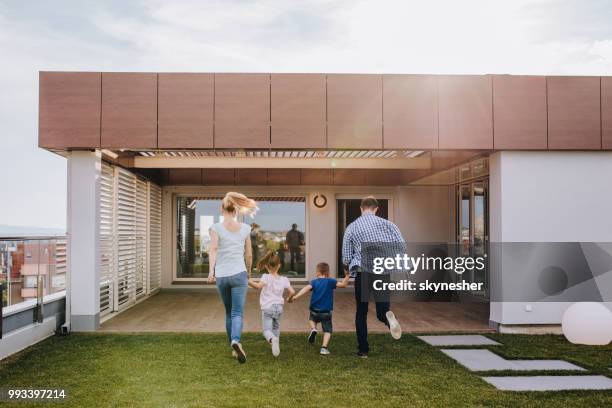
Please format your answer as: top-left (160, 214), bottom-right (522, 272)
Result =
top-left (257, 250), bottom-right (281, 272)
top-left (222, 192), bottom-right (258, 217)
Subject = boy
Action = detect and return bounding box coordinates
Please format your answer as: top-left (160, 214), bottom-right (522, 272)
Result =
top-left (288, 262), bottom-right (350, 355)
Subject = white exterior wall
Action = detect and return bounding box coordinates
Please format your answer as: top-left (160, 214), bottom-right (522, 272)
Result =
top-left (160, 185), bottom-right (455, 286)
top-left (396, 186), bottom-right (455, 243)
top-left (489, 151), bottom-right (612, 325)
top-left (67, 150), bottom-right (101, 331)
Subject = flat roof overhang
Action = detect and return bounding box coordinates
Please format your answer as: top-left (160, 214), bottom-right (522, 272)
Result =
top-left (38, 72), bottom-right (612, 153)
top-left (131, 155), bottom-right (431, 169)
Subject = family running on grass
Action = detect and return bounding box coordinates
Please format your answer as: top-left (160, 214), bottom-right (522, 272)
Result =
top-left (207, 192), bottom-right (403, 364)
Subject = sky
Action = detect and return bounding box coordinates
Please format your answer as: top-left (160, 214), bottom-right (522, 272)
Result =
top-left (1, 0), bottom-right (612, 230)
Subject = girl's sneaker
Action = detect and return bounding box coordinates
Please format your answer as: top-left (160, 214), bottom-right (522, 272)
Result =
top-left (308, 329), bottom-right (318, 343)
top-left (320, 347), bottom-right (330, 355)
top-left (271, 336), bottom-right (280, 357)
top-left (231, 341), bottom-right (247, 364)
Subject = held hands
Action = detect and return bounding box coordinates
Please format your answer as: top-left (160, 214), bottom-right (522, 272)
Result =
top-left (287, 295), bottom-right (295, 303)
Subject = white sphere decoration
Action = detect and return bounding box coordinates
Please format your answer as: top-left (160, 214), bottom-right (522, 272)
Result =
top-left (562, 302), bottom-right (612, 345)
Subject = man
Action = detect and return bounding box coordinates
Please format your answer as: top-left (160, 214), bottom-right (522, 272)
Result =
top-left (250, 223), bottom-right (262, 268)
top-left (286, 223), bottom-right (304, 271)
top-left (342, 196), bottom-right (404, 358)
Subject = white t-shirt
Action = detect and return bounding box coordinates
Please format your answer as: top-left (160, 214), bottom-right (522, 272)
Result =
top-left (210, 222), bottom-right (251, 278)
top-left (259, 273), bottom-right (291, 310)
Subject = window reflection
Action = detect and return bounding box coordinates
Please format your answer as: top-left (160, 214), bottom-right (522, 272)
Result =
top-left (176, 197), bottom-right (306, 279)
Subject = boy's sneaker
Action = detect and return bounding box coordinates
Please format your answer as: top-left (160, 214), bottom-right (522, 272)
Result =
top-left (386, 311), bottom-right (402, 340)
top-left (231, 341), bottom-right (247, 364)
top-left (320, 347), bottom-right (330, 355)
top-left (357, 352), bottom-right (368, 359)
top-left (271, 336), bottom-right (280, 357)
top-left (308, 329), bottom-right (318, 343)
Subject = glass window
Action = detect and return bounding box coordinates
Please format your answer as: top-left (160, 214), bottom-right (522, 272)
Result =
top-left (176, 196), bottom-right (306, 280)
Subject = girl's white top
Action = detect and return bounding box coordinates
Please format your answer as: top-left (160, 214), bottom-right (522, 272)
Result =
top-left (259, 273), bottom-right (291, 310)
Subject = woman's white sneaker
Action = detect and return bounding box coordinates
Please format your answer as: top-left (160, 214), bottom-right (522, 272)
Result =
top-left (320, 347), bottom-right (330, 355)
top-left (386, 311), bottom-right (402, 340)
top-left (271, 336), bottom-right (280, 357)
top-left (231, 341), bottom-right (247, 363)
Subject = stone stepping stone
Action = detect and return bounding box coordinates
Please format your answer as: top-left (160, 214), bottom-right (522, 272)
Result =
top-left (418, 335), bottom-right (501, 346)
top-left (441, 349), bottom-right (586, 372)
top-left (482, 375), bottom-right (612, 391)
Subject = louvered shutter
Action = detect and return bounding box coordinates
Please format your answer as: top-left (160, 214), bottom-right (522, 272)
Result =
top-left (97, 162), bottom-right (163, 317)
top-left (116, 167), bottom-right (137, 310)
top-left (148, 182), bottom-right (162, 292)
top-left (135, 178), bottom-right (148, 298)
top-left (99, 163), bottom-right (115, 316)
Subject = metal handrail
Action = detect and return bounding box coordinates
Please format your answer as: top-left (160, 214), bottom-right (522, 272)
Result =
top-left (0, 282), bottom-right (3, 338)
top-left (0, 236), bottom-right (67, 321)
top-left (0, 235), bottom-right (66, 240)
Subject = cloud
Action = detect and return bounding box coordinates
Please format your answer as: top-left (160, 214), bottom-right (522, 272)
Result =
top-left (0, 0), bottom-right (611, 229)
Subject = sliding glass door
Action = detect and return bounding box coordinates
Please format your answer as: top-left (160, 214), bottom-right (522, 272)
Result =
top-left (456, 179), bottom-right (489, 299)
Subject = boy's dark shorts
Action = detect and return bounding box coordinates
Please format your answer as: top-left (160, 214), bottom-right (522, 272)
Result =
top-left (309, 309), bottom-right (333, 333)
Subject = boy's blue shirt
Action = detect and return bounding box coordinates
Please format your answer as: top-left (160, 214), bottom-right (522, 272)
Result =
top-left (309, 277), bottom-right (337, 311)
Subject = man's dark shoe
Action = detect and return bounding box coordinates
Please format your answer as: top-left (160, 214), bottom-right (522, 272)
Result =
top-left (357, 352), bottom-right (368, 359)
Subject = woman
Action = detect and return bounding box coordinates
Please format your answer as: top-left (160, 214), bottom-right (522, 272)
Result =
top-left (207, 192), bottom-right (258, 363)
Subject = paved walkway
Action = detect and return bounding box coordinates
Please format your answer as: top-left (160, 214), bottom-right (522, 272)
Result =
top-left (440, 349), bottom-right (585, 371)
top-left (418, 334), bottom-right (612, 392)
top-left (482, 376), bottom-right (612, 391)
top-left (418, 334), bottom-right (500, 346)
top-left (100, 290), bottom-right (491, 333)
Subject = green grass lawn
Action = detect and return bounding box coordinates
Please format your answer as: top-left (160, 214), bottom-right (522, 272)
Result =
top-left (0, 333), bottom-right (611, 407)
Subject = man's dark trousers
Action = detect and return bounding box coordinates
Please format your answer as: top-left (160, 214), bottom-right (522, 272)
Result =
top-left (354, 270), bottom-right (391, 354)
top-left (289, 247), bottom-right (300, 270)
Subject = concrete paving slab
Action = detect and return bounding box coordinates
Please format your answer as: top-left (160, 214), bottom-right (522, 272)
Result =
top-left (482, 375), bottom-right (612, 391)
top-left (418, 335), bottom-right (500, 346)
top-left (441, 349), bottom-right (586, 372)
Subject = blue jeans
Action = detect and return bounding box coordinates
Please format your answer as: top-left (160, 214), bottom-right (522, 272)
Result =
top-left (262, 304), bottom-right (283, 341)
top-left (216, 271), bottom-right (248, 343)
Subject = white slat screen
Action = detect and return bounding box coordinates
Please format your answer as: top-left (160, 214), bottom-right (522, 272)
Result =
top-left (98, 162), bottom-right (162, 318)
top-left (135, 179), bottom-right (148, 298)
top-left (99, 163), bottom-right (115, 317)
top-left (148, 183), bottom-right (162, 292)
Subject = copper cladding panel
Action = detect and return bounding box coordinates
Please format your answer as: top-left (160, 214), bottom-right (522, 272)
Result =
top-left (601, 77), bottom-right (612, 149)
top-left (383, 75), bottom-right (438, 149)
top-left (547, 76), bottom-right (601, 150)
top-left (39, 72), bottom-right (101, 148)
top-left (365, 170), bottom-right (403, 185)
top-left (168, 169), bottom-right (203, 185)
top-left (300, 169), bottom-right (333, 185)
top-left (267, 169), bottom-right (301, 185)
top-left (235, 169), bottom-right (268, 185)
top-left (438, 75), bottom-right (493, 149)
top-left (101, 73), bottom-right (157, 149)
top-left (158, 73), bottom-right (214, 149)
top-left (333, 169), bottom-right (369, 185)
top-left (271, 74), bottom-right (326, 148)
top-left (203, 169), bottom-right (235, 185)
top-left (493, 76), bottom-right (547, 149)
top-left (327, 74), bottom-right (383, 149)
top-left (214, 74), bottom-right (270, 149)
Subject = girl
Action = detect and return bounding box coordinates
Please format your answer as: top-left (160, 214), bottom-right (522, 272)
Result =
top-left (207, 192), bottom-right (258, 364)
top-left (249, 251), bottom-right (295, 357)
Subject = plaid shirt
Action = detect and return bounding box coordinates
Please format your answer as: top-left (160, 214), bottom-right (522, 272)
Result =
top-left (342, 213), bottom-right (406, 276)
